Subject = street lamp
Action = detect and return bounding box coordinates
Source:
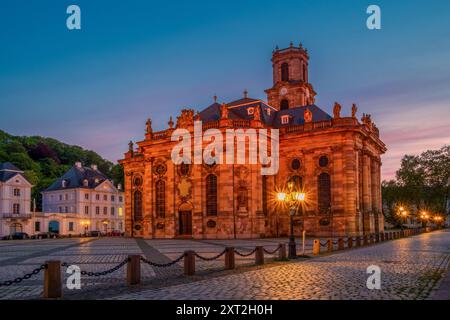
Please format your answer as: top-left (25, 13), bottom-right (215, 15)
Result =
top-left (397, 206), bottom-right (408, 230)
top-left (277, 183), bottom-right (306, 259)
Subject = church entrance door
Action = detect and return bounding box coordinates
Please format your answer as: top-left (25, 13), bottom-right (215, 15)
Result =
top-left (179, 211), bottom-right (192, 236)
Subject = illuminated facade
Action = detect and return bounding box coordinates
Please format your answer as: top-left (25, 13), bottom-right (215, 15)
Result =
top-left (120, 44), bottom-right (386, 238)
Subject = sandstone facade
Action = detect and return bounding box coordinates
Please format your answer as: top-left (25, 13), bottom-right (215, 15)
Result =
top-left (119, 44), bottom-right (386, 239)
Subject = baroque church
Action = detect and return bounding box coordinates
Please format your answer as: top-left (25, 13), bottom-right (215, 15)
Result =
top-left (119, 43), bottom-right (386, 239)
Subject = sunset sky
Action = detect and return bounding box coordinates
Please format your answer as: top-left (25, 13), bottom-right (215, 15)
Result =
top-left (1, 0), bottom-right (449, 180)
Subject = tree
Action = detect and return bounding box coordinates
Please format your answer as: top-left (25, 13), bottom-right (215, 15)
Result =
top-left (382, 145), bottom-right (450, 221)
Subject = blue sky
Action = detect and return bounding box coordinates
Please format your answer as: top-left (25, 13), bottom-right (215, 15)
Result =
top-left (1, 0), bottom-right (449, 179)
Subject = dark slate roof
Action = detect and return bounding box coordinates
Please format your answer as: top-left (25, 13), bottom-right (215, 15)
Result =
top-left (272, 105), bottom-right (332, 127)
top-left (0, 162), bottom-right (28, 183)
top-left (197, 98), bottom-right (331, 128)
top-left (0, 162), bottom-right (22, 172)
top-left (44, 165), bottom-right (110, 192)
top-left (227, 97), bottom-right (260, 107)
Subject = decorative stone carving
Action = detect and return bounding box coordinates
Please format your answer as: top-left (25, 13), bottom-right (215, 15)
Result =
top-left (304, 108), bottom-right (312, 123)
top-left (333, 102), bottom-right (341, 119)
top-left (168, 116), bottom-right (174, 129)
top-left (153, 162), bottom-right (167, 176)
top-left (177, 177), bottom-right (192, 200)
top-left (235, 165), bottom-right (249, 181)
top-left (176, 109), bottom-right (194, 128)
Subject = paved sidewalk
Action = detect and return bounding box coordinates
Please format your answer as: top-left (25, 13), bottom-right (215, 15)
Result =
top-left (111, 230), bottom-right (450, 300)
top-left (1, 231), bottom-right (448, 300)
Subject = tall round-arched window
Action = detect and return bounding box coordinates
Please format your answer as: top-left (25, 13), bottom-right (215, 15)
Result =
top-left (206, 174), bottom-right (217, 216)
top-left (155, 180), bottom-right (165, 218)
top-left (133, 190), bottom-right (143, 220)
top-left (318, 173), bottom-right (331, 214)
top-left (281, 63), bottom-right (289, 81)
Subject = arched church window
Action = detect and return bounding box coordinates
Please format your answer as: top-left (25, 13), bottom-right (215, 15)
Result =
top-left (318, 173), bottom-right (331, 214)
top-left (206, 174), bottom-right (217, 216)
top-left (133, 190), bottom-right (143, 220)
top-left (280, 99), bottom-right (289, 110)
top-left (281, 63), bottom-right (289, 81)
top-left (155, 180), bottom-right (165, 218)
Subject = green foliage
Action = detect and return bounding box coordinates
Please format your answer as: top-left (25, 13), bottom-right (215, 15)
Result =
top-left (0, 129), bottom-right (124, 210)
top-left (382, 145), bottom-right (450, 221)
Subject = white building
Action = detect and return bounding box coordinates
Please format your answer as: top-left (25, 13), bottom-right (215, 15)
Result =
top-left (42, 162), bottom-right (125, 235)
top-left (0, 162), bottom-right (34, 236)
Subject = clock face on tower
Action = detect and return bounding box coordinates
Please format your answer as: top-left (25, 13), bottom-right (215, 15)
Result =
top-left (279, 87), bottom-right (288, 96)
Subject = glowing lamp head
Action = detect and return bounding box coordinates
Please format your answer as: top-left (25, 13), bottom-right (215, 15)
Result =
top-left (295, 192), bottom-right (306, 202)
top-left (277, 192), bottom-right (287, 202)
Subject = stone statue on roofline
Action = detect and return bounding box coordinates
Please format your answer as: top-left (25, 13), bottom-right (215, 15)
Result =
top-left (128, 141), bottom-right (134, 154)
top-left (194, 111), bottom-right (201, 122)
top-left (333, 102), bottom-right (341, 119)
top-left (253, 106), bottom-right (261, 121)
top-left (304, 107), bottom-right (313, 123)
top-left (351, 104), bottom-right (358, 118)
top-left (146, 118), bottom-right (153, 135)
top-left (220, 103), bottom-right (228, 120)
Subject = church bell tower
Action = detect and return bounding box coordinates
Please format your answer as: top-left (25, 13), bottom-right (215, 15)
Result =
top-left (265, 42), bottom-right (316, 110)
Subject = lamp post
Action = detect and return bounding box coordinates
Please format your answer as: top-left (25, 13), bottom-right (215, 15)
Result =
top-left (277, 183), bottom-right (305, 259)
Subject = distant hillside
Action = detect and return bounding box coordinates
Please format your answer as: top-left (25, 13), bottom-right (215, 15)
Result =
top-left (0, 129), bottom-right (123, 210)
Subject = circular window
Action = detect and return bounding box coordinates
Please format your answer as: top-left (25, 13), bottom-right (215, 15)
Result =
top-left (155, 164), bottom-right (167, 175)
top-left (291, 159), bottom-right (301, 170)
top-left (319, 156), bottom-right (329, 168)
top-left (134, 224), bottom-right (141, 231)
top-left (133, 177), bottom-right (142, 187)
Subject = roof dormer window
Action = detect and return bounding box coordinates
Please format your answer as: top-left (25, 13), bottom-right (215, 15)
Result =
top-left (83, 179), bottom-right (89, 187)
top-left (281, 115), bottom-right (290, 125)
top-left (247, 107), bottom-right (254, 115)
top-left (61, 179), bottom-right (67, 188)
top-left (266, 108), bottom-right (272, 116)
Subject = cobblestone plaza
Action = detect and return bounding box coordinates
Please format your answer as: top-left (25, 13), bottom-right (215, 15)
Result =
top-left (0, 230), bottom-right (449, 300)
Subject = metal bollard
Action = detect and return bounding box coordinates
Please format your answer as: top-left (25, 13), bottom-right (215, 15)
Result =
top-left (127, 255), bottom-right (141, 286)
top-left (327, 239), bottom-right (333, 252)
top-left (363, 235), bottom-right (368, 246)
top-left (43, 261), bottom-right (62, 299)
top-left (184, 250), bottom-right (195, 276)
top-left (375, 234), bottom-right (380, 243)
top-left (348, 237), bottom-right (353, 248)
top-left (255, 246), bottom-right (264, 265)
top-left (380, 233), bottom-right (385, 242)
top-left (278, 243), bottom-right (287, 260)
top-left (313, 239), bottom-right (320, 256)
top-left (356, 236), bottom-right (361, 247)
top-left (225, 247), bottom-right (235, 270)
top-left (338, 238), bottom-right (345, 250)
